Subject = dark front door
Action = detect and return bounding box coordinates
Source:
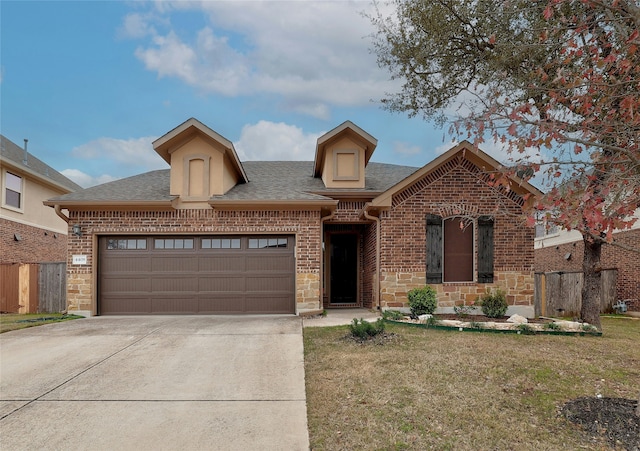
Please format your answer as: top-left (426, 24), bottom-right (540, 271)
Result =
top-left (330, 234), bottom-right (358, 304)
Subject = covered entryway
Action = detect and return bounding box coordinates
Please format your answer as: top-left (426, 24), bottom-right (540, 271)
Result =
top-left (323, 224), bottom-right (365, 308)
top-left (98, 235), bottom-right (295, 314)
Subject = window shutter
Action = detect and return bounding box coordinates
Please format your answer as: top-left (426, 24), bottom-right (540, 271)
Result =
top-left (426, 214), bottom-right (443, 283)
top-left (477, 216), bottom-right (494, 283)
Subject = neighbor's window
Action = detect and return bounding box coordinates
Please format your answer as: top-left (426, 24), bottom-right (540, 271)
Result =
top-left (248, 237), bottom-right (287, 249)
top-left (106, 239), bottom-right (147, 250)
top-left (154, 238), bottom-right (194, 249)
top-left (4, 172), bottom-right (23, 209)
top-left (425, 214), bottom-right (494, 283)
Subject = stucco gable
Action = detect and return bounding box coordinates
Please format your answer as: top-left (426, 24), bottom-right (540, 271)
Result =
top-left (313, 121), bottom-right (377, 189)
top-left (370, 141), bottom-right (542, 209)
top-left (153, 118), bottom-right (248, 204)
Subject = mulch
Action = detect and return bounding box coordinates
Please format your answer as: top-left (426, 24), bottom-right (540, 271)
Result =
top-left (562, 396), bottom-right (640, 450)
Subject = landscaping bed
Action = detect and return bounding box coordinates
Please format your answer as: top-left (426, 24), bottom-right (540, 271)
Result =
top-left (385, 313), bottom-right (602, 335)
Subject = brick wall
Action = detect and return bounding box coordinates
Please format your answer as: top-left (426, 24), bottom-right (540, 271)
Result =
top-left (379, 155), bottom-right (535, 310)
top-left (362, 223), bottom-right (376, 309)
top-left (66, 209), bottom-right (322, 313)
top-left (0, 218), bottom-right (68, 263)
top-left (535, 229), bottom-right (640, 310)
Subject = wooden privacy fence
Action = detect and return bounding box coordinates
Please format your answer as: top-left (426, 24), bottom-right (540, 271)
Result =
top-left (0, 262), bottom-right (66, 313)
top-left (534, 269), bottom-right (617, 317)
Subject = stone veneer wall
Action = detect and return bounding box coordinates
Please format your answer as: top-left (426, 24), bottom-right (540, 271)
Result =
top-left (1, 218), bottom-right (68, 263)
top-left (66, 209), bottom-right (321, 314)
top-left (378, 155), bottom-right (535, 311)
top-left (380, 271), bottom-right (535, 309)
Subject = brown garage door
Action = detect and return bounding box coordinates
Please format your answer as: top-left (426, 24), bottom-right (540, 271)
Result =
top-left (99, 235), bottom-right (295, 315)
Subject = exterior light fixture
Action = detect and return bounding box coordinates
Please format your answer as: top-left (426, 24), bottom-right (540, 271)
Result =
top-left (72, 224), bottom-right (82, 237)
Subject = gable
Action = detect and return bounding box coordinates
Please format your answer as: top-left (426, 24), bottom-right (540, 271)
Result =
top-left (313, 121), bottom-right (377, 189)
top-left (152, 118), bottom-right (247, 208)
top-left (371, 141), bottom-right (542, 209)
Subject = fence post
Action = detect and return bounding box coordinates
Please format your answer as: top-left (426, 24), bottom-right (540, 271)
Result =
top-left (540, 273), bottom-right (546, 317)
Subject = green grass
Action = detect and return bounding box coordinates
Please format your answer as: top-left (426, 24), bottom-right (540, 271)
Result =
top-left (0, 313), bottom-right (83, 333)
top-left (304, 317), bottom-right (640, 450)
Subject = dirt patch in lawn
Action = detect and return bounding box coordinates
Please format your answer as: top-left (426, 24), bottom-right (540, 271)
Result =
top-left (562, 397), bottom-right (640, 451)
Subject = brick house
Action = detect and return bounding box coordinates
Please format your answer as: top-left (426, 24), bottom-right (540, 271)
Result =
top-left (535, 215), bottom-right (640, 311)
top-left (1, 135), bottom-right (81, 264)
top-left (45, 118), bottom-right (540, 317)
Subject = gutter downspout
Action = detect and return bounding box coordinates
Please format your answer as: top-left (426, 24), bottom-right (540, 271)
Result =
top-left (319, 208), bottom-right (337, 311)
top-left (54, 204), bottom-right (70, 223)
top-left (363, 203), bottom-right (381, 310)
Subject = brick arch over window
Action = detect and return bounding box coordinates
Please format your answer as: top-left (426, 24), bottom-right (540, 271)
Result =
top-left (426, 214), bottom-right (494, 284)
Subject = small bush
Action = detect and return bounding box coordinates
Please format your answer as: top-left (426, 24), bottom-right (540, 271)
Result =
top-left (516, 323), bottom-right (535, 334)
top-left (408, 286), bottom-right (438, 317)
top-left (453, 303), bottom-right (478, 318)
top-left (544, 322), bottom-right (561, 331)
top-left (349, 318), bottom-right (385, 339)
top-left (382, 310), bottom-right (404, 320)
top-left (479, 289), bottom-right (508, 318)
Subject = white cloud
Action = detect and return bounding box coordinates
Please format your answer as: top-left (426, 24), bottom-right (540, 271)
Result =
top-left (393, 141), bottom-right (421, 156)
top-left (234, 121), bottom-right (322, 161)
top-left (118, 12), bottom-right (157, 39)
top-left (61, 169), bottom-right (117, 188)
top-left (70, 136), bottom-right (165, 171)
top-left (125, 1), bottom-right (398, 118)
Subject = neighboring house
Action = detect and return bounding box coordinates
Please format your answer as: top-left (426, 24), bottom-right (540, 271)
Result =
top-left (1, 135), bottom-right (82, 264)
top-left (535, 211), bottom-right (640, 311)
top-left (45, 118), bottom-right (540, 317)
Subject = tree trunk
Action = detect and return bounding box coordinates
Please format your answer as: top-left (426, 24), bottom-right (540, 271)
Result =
top-left (581, 236), bottom-right (602, 330)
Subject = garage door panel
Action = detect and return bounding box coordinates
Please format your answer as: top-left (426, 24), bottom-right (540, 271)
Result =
top-left (246, 255), bottom-right (292, 271)
top-left (99, 235), bottom-right (294, 315)
top-left (198, 296), bottom-right (246, 314)
top-left (198, 256), bottom-right (245, 271)
top-left (245, 275), bottom-right (293, 292)
top-left (151, 277), bottom-right (198, 292)
top-left (100, 297), bottom-right (152, 315)
top-left (101, 277), bottom-right (151, 293)
top-left (101, 256), bottom-right (151, 273)
top-left (151, 257), bottom-right (198, 272)
top-left (198, 275), bottom-right (245, 292)
top-left (151, 298), bottom-right (199, 314)
top-left (245, 296), bottom-right (292, 314)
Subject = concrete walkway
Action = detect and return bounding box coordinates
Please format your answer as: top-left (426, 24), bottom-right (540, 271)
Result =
top-left (0, 316), bottom-right (308, 451)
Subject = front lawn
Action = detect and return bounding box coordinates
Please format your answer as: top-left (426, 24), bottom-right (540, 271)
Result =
top-left (0, 313), bottom-right (83, 333)
top-left (304, 317), bottom-right (639, 450)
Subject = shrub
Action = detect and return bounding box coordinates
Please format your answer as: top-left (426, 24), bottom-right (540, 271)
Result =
top-left (408, 286), bottom-right (438, 317)
top-left (479, 289), bottom-right (508, 318)
top-left (382, 309), bottom-right (404, 320)
top-left (453, 303), bottom-right (478, 318)
top-left (349, 318), bottom-right (385, 339)
top-left (516, 323), bottom-right (535, 334)
top-left (544, 322), bottom-right (561, 331)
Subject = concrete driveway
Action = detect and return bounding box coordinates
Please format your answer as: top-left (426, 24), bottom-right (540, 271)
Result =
top-left (0, 316), bottom-right (309, 451)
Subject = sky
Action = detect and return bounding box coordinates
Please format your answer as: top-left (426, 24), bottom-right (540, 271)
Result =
top-left (1, 0), bottom-right (503, 188)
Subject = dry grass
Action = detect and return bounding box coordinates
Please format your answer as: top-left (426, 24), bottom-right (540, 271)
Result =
top-left (304, 317), bottom-right (640, 450)
top-left (0, 313), bottom-right (82, 333)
